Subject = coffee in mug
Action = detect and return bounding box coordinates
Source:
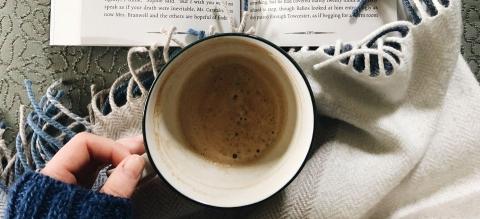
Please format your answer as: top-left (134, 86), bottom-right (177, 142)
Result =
top-left (178, 55), bottom-right (286, 165)
top-left (143, 34), bottom-right (316, 208)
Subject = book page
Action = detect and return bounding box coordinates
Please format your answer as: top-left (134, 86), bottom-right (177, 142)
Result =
top-left (50, 0), bottom-right (82, 45)
top-left (51, 0), bottom-right (240, 46)
top-left (245, 0), bottom-right (397, 46)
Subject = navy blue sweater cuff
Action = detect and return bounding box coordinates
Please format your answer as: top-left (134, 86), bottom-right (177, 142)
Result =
top-left (5, 171), bottom-right (132, 219)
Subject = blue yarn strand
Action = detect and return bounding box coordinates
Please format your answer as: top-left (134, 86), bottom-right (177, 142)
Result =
top-left (30, 134), bottom-right (43, 169)
top-left (352, 0), bottom-right (423, 25)
top-left (352, 0), bottom-right (368, 17)
top-left (43, 90), bottom-right (65, 118)
top-left (102, 72), bottom-right (156, 115)
top-left (37, 138), bottom-right (55, 163)
top-left (25, 113), bottom-right (63, 149)
top-left (402, 0), bottom-right (422, 24)
top-left (14, 158), bottom-right (23, 179)
top-left (8, 81), bottom-right (83, 186)
top-left (15, 135), bottom-right (29, 171)
top-left (187, 28), bottom-right (206, 40)
top-left (244, 0), bottom-right (249, 11)
top-left (41, 140), bottom-right (57, 159)
top-left (24, 80), bottom-right (76, 139)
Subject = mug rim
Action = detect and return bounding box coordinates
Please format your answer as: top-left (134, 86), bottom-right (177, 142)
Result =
top-left (142, 33), bottom-right (318, 208)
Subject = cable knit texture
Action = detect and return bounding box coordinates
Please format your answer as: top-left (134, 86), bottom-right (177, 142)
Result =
top-left (5, 171), bottom-right (132, 219)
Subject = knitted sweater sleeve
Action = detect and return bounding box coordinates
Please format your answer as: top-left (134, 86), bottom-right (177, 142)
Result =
top-left (5, 171), bottom-right (132, 219)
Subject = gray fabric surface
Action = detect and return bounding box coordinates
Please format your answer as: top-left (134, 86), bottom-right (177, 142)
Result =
top-left (462, 0), bottom-right (480, 78)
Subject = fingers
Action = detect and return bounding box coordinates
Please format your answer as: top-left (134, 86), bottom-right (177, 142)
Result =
top-left (116, 135), bottom-right (145, 155)
top-left (100, 154), bottom-right (145, 198)
top-left (41, 132), bottom-right (131, 184)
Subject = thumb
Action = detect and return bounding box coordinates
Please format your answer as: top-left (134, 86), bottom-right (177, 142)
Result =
top-left (100, 154), bottom-right (145, 198)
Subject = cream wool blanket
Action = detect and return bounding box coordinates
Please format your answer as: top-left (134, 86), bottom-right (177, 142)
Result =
top-left (6, 0), bottom-right (470, 218)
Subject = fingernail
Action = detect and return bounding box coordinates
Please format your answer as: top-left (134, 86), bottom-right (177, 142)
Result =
top-left (123, 155), bottom-right (145, 179)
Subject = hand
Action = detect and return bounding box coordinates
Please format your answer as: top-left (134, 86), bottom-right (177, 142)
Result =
top-left (41, 132), bottom-right (146, 198)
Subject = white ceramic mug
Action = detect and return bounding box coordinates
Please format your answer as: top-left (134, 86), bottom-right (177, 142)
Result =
top-left (142, 33), bottom-right (316, 208)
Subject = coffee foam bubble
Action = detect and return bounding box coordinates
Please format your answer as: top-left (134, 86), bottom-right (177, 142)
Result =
top-left (178, 56), bottom-right (285, 165)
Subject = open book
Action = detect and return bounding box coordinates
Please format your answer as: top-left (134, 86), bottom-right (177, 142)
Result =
top-left (50, 0), bottom-right (397, 47)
